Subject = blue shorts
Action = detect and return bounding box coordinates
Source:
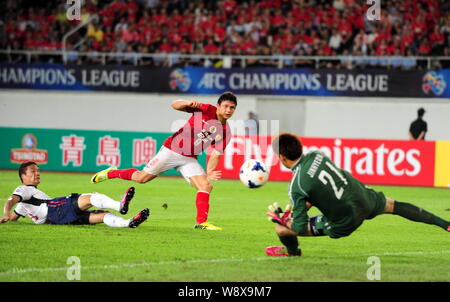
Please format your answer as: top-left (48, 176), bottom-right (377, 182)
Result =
top-left (46, 194), bottom-right (93, 225)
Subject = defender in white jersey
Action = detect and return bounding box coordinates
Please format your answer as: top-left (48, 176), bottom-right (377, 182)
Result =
top-left (0, 162), bottom-right (150, 228)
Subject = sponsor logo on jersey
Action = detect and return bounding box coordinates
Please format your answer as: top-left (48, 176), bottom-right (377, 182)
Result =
top-left (10, 134), bottom-right (48, 164)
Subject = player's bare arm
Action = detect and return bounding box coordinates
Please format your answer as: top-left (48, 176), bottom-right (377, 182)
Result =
top-left (0, 212), bottom-right (20, 224)
top-left (171, 100), bottom-right (202, 112)
top-left (206, 149), bottom-right (223, 181)
top-left (418, 131), bottom-right (426, 140)
top-left (275, 220), bottom-right (314, 237)
top-left (0, 195), bottom-right (21, 223)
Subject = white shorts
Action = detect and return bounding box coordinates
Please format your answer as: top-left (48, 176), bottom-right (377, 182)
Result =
top-left (143, 146), bottom-right (205, 181)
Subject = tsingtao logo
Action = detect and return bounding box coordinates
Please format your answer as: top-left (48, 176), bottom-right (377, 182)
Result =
top-left (10, 134), bottom-right (48, 164)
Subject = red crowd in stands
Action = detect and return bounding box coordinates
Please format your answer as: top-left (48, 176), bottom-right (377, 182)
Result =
top-left (1, 0), bottom-right (449, 69)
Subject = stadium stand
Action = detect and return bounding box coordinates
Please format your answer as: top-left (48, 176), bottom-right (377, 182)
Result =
top-left (0, 0), bottom-right (449, 69)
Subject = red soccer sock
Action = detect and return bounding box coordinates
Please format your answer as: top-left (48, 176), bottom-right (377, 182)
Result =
top-left (107, 168), bottom-right (138, 180)
top-left (195, 191), bottom-right (210, 224)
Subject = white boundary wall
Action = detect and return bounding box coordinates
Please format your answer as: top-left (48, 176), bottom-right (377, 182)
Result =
top-left (1, 89), bottom-right (449, 141)
top-left (255, 95), bottom-right (450, 141)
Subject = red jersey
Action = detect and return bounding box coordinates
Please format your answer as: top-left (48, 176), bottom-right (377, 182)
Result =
top-left (163, 104), bottom-right (231, 158)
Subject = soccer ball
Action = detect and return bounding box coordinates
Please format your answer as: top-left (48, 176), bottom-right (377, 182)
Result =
top-left (239, 159), bottom-right (269, 188)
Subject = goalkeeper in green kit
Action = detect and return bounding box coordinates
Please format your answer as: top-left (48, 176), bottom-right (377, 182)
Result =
top-left (266, 133), bottom-right (450, 257)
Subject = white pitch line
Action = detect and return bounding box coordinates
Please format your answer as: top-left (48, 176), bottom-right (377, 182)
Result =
top-left (321, 250), bottom-right (450, 258)
top-left (0, 250), bottom-right (449, 276)
top-left (0, 257), bottom-right (284, 276)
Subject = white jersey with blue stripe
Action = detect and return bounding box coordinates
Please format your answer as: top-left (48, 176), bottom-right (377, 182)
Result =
top-left (12, 185), bottom-right (51, 224)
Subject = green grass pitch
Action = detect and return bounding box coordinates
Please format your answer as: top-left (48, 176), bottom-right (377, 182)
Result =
top-left (0, 170), bottom-right (449, 282)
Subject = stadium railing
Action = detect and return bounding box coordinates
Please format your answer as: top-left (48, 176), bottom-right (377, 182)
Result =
top-left (62, 14), bottom-right (99, 64)
top-left (0, 49), bottom-right (449, 70)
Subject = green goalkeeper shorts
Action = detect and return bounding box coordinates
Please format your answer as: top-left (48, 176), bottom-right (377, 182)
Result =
top-left (309, 186), bottom-right (387, 239)
top-left (309, 215), bottom-right (357, 238)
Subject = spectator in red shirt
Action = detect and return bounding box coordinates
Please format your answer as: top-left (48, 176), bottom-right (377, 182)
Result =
top-left (86, 36), bottom-right (102, 52)
top-left (213, 22), bottom-right (227, 44)
top-left (320, 42), bottom-right (332, 56)
top-left (154, 8), bottom-right (169, 26)
top-left (337, 12), bottom-right (353, 33)
top-left (4, 0), bottom-right (449, 68)
top-left (179, 18), bottom-right (193, 38)
top-left (204, 38), bottom-right (220, 54)
top-left (375, 40), bottom-right (389, 56)
top-left (412, 14), bottom-right (427, 37)
top-left (222, 0), bottom-right (238, 17)
top-left (388, 36), bottom-right (402, 55)
top-left (179, 38), bottom-right (193, 54)
top-left (240, 36), bottom-right (257, 55)
top-left (189, 25), bottom-right (206, 45)
top-left (159, 37), bottom-right (172, 53)
top-left (211, 9), bottom-right (227, 24)
top-left (142, 25), bottom-right (155, 46)
top-left (199, 15), bottom-right (214, 33)
top-left (109, 0), bottom-right (127, 13)
top-left (137, 11), bottom-right (149, 28)
top-left (23, 31), bottom-right (36, 50)
top-left (417, 38), bottom-right (431, 56)
top-left (425, 5), bottom-right (439, 30)
top-left (168, 27), bottom-right (182, 44)
top-left (271, 8), bottom-right (285, 30)
top-left (429, 24), bottom-right (445, 55)
top-left (121, 23), bottom-right (136, 43)
top-left (100, 3), bottom-right (115, 20)
top-left (169, 9), bottom-right (184, 26)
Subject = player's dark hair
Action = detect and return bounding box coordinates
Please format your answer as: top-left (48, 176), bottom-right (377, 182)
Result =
top-left (418, 108), bottom-right (425, 117)
top-left (272, 133), bottom-right (303, 161)
top-left (18, 161), bottom-right (37, 183)
top-left (217, 92), bottom-right (237, 105)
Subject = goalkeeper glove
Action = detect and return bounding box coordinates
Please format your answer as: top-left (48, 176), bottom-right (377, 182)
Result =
top-left (266, 202), bottom-right (292, 226)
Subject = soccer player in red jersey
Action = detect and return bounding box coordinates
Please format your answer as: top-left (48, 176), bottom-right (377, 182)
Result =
top-left (90, 92), bottom-right (237, 230)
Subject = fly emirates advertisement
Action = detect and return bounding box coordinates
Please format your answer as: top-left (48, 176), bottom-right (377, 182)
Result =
top-left (210, 135), bottom-right (450, 188)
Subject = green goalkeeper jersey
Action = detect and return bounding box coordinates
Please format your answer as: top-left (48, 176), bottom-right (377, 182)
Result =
top-left (289, 151), bottom-right (386, 237)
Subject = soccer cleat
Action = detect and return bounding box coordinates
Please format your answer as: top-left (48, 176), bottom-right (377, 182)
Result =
top-left (119, 187), bottom-right (135, 215)
top-left (447, 226), bottom-right (450, 232)
top-left (90, 166), bottom-right (116, 184)
top-left (265, 246), bottom-right (302, 257)
top-left (128, 208), bottom-right (150, 228)
top-left (265, 246), bottom-right (289, 257)
top-left (194, 222), bottom-right (222, 231)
